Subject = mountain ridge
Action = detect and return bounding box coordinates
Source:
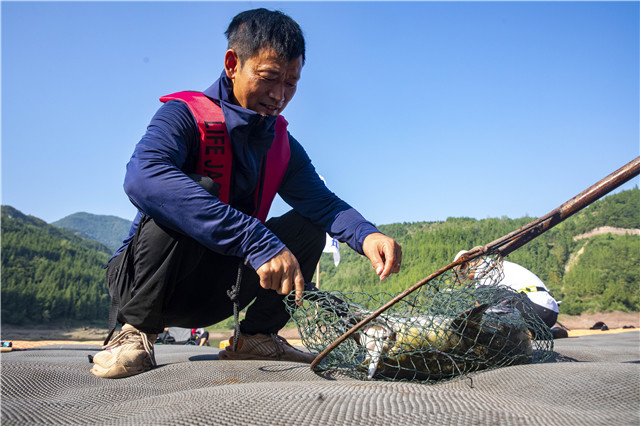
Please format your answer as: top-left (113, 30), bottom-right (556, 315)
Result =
top-left (51, 212), bottom-right (132, 252)
top-left (1, 186), bottom-right (638, 324)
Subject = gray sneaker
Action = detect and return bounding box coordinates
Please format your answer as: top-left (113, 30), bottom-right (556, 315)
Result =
top-left (91, 324), bottom-right (157, 379)
top-left (219, 332), bottom-right (316, 364)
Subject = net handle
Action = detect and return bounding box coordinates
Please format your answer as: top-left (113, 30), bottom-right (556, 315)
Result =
top-left (310, 156), bottom-right (640, 370)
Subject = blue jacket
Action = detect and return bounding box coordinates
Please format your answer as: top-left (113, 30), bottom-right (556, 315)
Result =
top-left (115, 71), bottom-right (379, 270)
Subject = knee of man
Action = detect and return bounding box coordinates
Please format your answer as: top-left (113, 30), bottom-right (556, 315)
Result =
top-left (287, 211), bottom-right (325, 255)
top-left (268, 210), bottom-right (324, 244)
top-left (304, 217), bottom-right (326, 254)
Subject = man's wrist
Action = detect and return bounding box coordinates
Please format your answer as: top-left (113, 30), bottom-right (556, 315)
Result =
top-left (247, 240), bottom-right (286, 270)
top-left (355, 223), bottom-right (382, 254)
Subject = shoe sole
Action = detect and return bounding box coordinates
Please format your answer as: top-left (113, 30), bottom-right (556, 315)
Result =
top-left (90, 363), bottom-right (150, 379)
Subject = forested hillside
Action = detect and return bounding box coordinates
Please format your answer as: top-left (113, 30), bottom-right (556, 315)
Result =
top-left (1, 206), bottom-right (111, 325)
top-left (1, 188), bottom-right (638, 325)
top-left (316, 188), bottom-right (640, 315)
top-left (52, 212), bottom-right (131, 252)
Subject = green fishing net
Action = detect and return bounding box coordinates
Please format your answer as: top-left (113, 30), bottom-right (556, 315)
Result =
top-left (286, 255), bottom-right (554, 383)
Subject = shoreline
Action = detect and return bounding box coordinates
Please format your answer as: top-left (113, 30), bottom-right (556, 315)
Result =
top-left (4, 328), bottom-right (639, 351)
top-left (2, 311), bottom-right (637, 348)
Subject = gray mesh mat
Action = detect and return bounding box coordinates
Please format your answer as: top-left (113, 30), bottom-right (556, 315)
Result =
top-left (2, 332), bottom-right (638, 425)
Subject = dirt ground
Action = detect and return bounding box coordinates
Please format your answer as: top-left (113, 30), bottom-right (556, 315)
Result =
top-left (2, 311), bottom-right (638, 350)
top-left (0, 323), bottom-right (302, 349)
top-left (556, 310), bottom-right (640, 330)
top-left (0, 324), bottom-right (303, 342)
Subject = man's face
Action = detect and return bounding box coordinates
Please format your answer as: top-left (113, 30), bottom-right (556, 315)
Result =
top-left (225, 48), bottom-right (303, 116)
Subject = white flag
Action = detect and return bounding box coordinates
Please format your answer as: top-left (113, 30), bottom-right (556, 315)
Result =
top-left (323, 234), bottom-right (340, 266)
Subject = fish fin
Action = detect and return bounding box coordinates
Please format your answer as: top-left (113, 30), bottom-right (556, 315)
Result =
top-left (451, 303), bottom-right (490, 329)
top-left (465, 303), bottom-right (491, 323)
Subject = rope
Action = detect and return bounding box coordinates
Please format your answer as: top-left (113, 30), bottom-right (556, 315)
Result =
top-left (227, 260), bottom-right (246, 352)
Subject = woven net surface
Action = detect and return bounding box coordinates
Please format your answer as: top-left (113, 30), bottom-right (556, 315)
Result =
top-left (287, 255), bottom-right (553, 382)
top-left (2, 333), bottom-right (638, 425)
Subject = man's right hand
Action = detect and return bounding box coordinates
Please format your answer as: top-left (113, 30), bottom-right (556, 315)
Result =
top-left (256, 248), bottom-right (305, 305)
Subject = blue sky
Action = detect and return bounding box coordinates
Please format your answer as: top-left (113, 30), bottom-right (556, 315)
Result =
top-left (2, 1), bottom-right (638, 227)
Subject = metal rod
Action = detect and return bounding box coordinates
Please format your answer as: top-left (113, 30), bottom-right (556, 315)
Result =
top-left (310, 156), bottom-right (640, 371)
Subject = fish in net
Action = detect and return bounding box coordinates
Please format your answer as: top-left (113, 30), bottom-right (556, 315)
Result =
top-left (285, 157), bottom-right (639, 383)
top-left (286, 255), bottom-right (554, 383)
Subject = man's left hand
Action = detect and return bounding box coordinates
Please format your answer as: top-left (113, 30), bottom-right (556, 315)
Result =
top-left (362, 233), bottom-right (402, 281)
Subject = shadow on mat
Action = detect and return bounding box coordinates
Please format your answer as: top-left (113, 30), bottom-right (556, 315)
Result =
top-left (189, 354), bottom-right (219, 361)
top-left (545, 352), bottom-right (580, 363)
top-left (259, 364), bottom-right (311, 373)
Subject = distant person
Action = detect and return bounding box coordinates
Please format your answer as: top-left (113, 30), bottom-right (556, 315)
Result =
top-left (193, 328), bottom-right (210, 346)
top-left (454, 250), bottom-right (560, 329)
top-left (90, 8), bottom-right (402, 379)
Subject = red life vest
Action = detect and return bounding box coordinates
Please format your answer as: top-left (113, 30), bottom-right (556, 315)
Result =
top-left (159, 91), bottom-right (290, 223)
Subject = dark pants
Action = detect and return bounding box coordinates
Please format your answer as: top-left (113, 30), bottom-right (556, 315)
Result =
top-left (106, 210), bottom-right (324, 335)
top-left (528, 304), bottom-right (558, 329)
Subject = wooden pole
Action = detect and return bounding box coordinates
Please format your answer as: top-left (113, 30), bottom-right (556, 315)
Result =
top-left (310, 156), bottom-right (640, 370)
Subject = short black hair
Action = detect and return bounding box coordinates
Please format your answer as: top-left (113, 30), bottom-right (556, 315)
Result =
top-left (225, 8), bottom-right (305, 65)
